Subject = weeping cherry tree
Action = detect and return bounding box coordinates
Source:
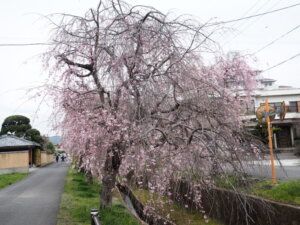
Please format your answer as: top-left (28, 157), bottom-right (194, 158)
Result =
top-left (44, 0), bottom-right (258, 210)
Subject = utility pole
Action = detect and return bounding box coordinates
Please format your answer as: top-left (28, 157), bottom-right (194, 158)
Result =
top-left (265, 98), bottom-right (277, 185)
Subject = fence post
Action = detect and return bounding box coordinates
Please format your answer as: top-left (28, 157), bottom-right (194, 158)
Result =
top-left (90, 209), bottom-right (100, 225)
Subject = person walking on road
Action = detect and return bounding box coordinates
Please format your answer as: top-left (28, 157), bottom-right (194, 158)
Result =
top-left (56, 154), bottom-right (59, 163)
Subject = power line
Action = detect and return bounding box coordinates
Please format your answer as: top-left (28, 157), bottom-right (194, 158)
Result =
top-left (226, 0), bottom-right (262, 29)
top-left (238, 0), bottom-right (263, 19)
top-left (0, 3), bottom-right (300, 47)
top-left (219, 0), bottom-right (270, 43)
top-left (0, 42), bottom-right (53, 47)
top-left (206, 2), bottom-right (300, 27)
top-left (223, 0), bottom-right (282, 45)
top-left (0, 2), bottom-right (300, 48)
top-left (253, 23), bottom-right (300, 54)
top-left (263, 52), bottom-right (300, 72)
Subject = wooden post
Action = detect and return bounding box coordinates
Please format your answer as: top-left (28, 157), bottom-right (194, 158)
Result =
top-left (265, 99), bottom-right (277, 185)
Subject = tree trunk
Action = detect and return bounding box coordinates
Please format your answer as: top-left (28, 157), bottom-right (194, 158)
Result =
top-left (85, 170), bottom-right (93, 184)
top-left (100, 168), bottom-right (118, 209)
top-left (100, 144), bottom-right (123, 209)
top-left (78, 155), bottom-right (85, 173)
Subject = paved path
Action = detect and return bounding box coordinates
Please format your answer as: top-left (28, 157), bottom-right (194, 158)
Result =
top-left (0, 162), bottom-right (68, 225)
top-left (245, 164), bottom-right (300, 180)
top-left (245, 153), bottom-right (300, 180)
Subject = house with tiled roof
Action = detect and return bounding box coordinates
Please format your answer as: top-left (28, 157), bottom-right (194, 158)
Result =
top-left (0, 135), bottom-right (53, 174)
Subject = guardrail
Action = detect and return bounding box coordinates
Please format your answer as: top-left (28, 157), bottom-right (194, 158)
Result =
top-left (90, 209), bottom-right (101, 225)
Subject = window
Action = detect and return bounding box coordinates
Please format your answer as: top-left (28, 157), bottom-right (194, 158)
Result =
top-left (263, 82), bottom-right (273, 87)
top-left (270, 102), bottom-right (281, 111)
top-left (288, 101), bottom-right (298, 112)
top-left (260, 102), bottom-right (281, 111)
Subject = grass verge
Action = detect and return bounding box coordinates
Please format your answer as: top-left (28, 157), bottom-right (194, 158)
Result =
top-left (133, 189), bottom-right (222, 225)
top-left (0, 172), bottom-right (28, 189)
top-left (249, 179), bottom-right (300, 205)
top-left (214, 174), bottom-right (300, 205)
top-left (56, 168), bottom-right (141, 225)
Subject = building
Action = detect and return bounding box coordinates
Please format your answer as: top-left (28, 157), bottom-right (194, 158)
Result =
top-left (243, 79), bottom-right (300, 151)
top-left (54, 143), bottom-right (64, 152)
top-left (0, 135), bottom-right (53, 174)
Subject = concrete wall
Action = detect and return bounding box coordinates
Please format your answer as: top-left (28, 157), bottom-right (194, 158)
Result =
top-left (169, 180), bottom-right (300, 225)
top-left (0, 151), bottom-right (29, 174)
top-left (0, 151), bottom-right (28, 169)
top-left (41, 152), bottom-right (54, 166)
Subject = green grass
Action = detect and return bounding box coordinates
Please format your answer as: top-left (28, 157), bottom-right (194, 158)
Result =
top-left (133, 189), bottom-right (222, 225)
top-left (250, 179), bottom-right (300, 205)
top-left (0, 173), bottom-right (28, 189)
top-left (213, 174), bottom-right (256, 190)
top-left (101, 204), bottom-right (141, 225)
top-left (57, 168), bottom-right (141, 225)
top-left (214, 174), bottom-right (241, 189)
top-left (214, 174), bottom-right (300, 206)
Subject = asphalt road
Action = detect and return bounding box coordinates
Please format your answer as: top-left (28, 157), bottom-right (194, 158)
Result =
top-left (244, 153), bottom-right (300, 180)
top-left (0, 162), bottom-right (68, 225)
top-left (246, 164), bottom-right (300, 180)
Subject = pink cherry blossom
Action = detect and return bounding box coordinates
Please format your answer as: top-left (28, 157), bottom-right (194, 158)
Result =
top-left (43, 0), bottom-right (259, 210)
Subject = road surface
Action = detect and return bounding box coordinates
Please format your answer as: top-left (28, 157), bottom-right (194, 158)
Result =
top-left (0, 162), bottom-right (68, 225)
top-left (245, 153), bottom-right (300, 180)
top-left (246, 164), bottom-right (300, 180)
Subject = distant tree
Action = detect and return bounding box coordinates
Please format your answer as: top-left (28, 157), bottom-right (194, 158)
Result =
top-left (0, 115), bottom-right (44, 146)
top-left (46, 142), bottom-right (55, 154)
top-left (41, 135), bottom-right (56, 153)
top-left (0, 115), bottom-right (32, 137)
top-left (25, 128), bottom-right (44, 145)
top-left (47, 141), bottom-right (55, 150)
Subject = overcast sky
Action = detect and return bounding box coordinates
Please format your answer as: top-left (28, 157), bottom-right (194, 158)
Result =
top-left (1, 0), bottom-right (299, 136)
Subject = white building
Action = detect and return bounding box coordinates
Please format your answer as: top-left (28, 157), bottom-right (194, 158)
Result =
top-left (243, 78), bottom-right (300, 151)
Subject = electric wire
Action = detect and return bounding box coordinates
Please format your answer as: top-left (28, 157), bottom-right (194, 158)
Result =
top-left (223, 0), bottom-right (282, 45)
top-left (206, 2), bottom-right (300, 27)
top-left (263, 52), bottom-right (300, 72)
top-left (0, 3), bottom-right (299, 47)
top-left (0, 42), bottom-right (53, 47)
top-left (253, 23), bottom-right (300, 55)
top-left (226, 0), bottom-right (263, 29)
top-left (214, 0), bottom-right (268, 45)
